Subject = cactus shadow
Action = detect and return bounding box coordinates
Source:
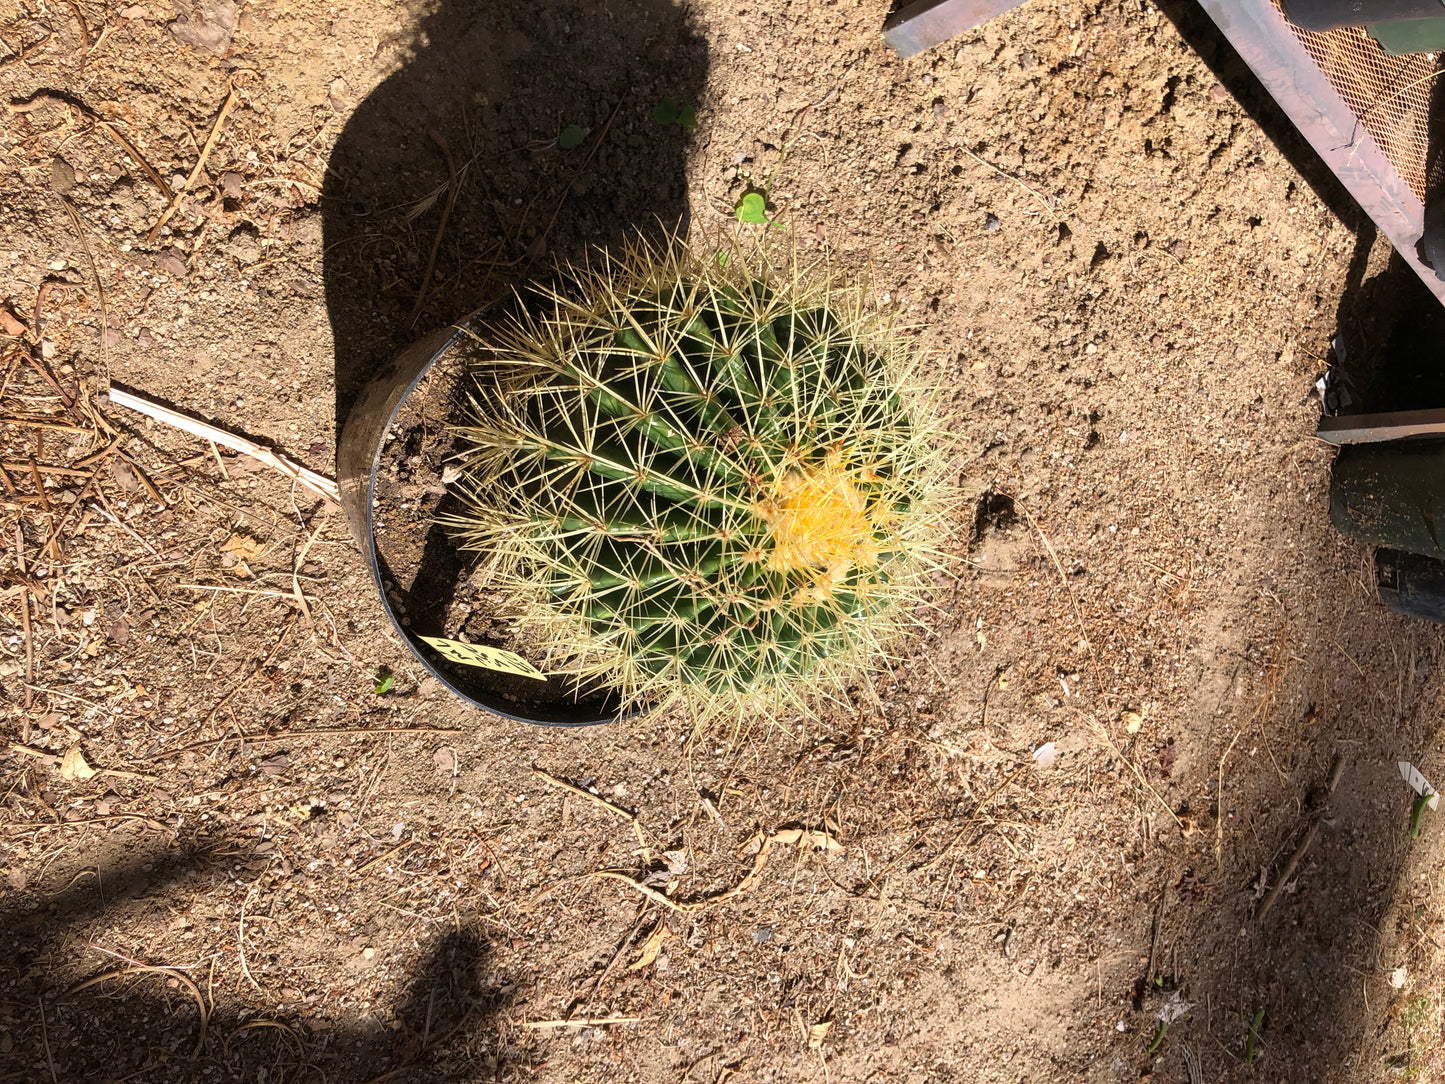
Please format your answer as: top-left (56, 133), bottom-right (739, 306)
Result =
top-left (322, 0), bottom-right (710, 427)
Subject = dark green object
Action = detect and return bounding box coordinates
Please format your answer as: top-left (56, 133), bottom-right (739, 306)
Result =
top-left (1411, 791), bottom-right (1431, 837)
top-left (558, 124), bottom-right (586, 150)
top-left (1246, 1007), bottom-right (1266, 1064)
top-left (1375, 548), bottom-right (1445, 622)
top-left (1147, 1020), bottom-right (1168, 1055)
top-left (652, 98), bottom-right (697, 130)
top-left (1368, 16), bottom-right (1445, 53)
top-left (1330, 439), bottom-right (1445, 559)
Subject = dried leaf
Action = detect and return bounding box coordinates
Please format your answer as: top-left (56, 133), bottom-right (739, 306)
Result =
top-left (156, 247), bottom-right (188, 277)
top-left (220, 532), bottom-right (266, 561)
top-left (110, 457), bottom-right (139, 492)
top-left (807, 1019), bottom-right (833, 1050)
top-left (772, 827), bottom-right (844, 854)
top-left (1157, 990), bottom-right (1193, 1024)
top-left (59, 743), bottom-right (98, 781)
top-left (627, 924), bottom-right (672, 971)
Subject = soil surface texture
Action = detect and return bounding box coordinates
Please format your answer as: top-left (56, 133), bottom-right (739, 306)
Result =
top-left (3, 1), bottom-right (1445, 1083)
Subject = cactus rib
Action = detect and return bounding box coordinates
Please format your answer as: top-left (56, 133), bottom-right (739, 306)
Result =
top-left (447, 235), bottom-right (952, 725)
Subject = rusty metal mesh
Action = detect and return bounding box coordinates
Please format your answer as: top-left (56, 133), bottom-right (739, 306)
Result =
top-left (1271, 9), bottom-right (1441, 199)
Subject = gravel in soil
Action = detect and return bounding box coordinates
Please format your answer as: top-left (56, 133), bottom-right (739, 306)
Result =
top-left (4, 1), bottom-right (1445, 1082)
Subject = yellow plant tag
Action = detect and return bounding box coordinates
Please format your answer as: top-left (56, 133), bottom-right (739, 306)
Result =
top-left (418, 636), bottom-right (547, 681)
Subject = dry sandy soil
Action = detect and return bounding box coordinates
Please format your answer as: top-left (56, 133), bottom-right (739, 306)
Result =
top-left (5, 0), bottom-right (1445, 1081)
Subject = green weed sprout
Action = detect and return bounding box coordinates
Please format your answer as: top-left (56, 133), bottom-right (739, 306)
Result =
top-left (446, 234), bottom-right (953, 727)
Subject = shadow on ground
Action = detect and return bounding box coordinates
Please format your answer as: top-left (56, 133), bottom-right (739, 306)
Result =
top-left (0, 834), bottom-right (500, 1081)
top-left (322, 0), bottom-right (709, 422)
top-left (1117, 8), bottom-right (1445, 1076)
top-left (4, 5), bottom-right (710, 1079)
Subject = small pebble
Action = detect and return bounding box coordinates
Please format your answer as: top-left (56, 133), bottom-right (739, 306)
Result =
top-left (984, 213), bottom-right (1000, 233)
top-left (221, 171), bottom-right (245, 200)
top-left (363, 947), bottom-right (376, 960)
top-left (50, 156), bottom-right (76, 194)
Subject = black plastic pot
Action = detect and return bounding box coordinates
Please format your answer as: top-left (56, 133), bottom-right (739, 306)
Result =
top-left (1377, 547), bottom-right (1445, 622)
top-left (336, 315), bottom-right (628, 726)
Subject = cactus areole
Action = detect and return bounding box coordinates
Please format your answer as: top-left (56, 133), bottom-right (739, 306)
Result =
top-left (449, 239), bottom-right (947, 724)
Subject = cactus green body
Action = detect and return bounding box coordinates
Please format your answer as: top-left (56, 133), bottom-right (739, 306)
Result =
top-left (450, 239), bottom-right (947, 722)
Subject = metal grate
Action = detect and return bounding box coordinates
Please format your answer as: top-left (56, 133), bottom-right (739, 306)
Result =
top-left (1272, 10), bottom-right (1441, 200)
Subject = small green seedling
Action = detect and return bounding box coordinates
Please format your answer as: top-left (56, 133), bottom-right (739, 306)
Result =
top-left (734, 190), bottom-right (770, 225)
top-left (558, 124), bottom-right (586, 150)
top-left (374, 669), bottom-right (395, 695)
top-left (1146, 1020), bottom-right (1168, 1056)
top-left (1411, 791), bottom-right (1432, 838)
top-left (731, 106), bottom-right (816, 230)
top-left (1245, 1007), bottom-right (1265, 1064)
top-left (652, 97), bottom-right (697, 129)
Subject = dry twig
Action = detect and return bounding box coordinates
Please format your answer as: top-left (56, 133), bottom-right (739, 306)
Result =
top-left (8, 742), bottom-right (157, 782)
top-left (594, 828), bottom-right (840, 913)
top-left (144, 725), bottom-right (464, 761)
top-left (522, 1016), bottom-right (646, 1029)
top-left (407, 130), bottom-right (462, 328)
top-left (107, 385), bottom-right (339, 503)
top-left (147, 86), bottom-right (238, 242)
top-left (533, 767), bottom-right (636, 822)
top-left (69, 964), bottom-right (210, 1057)
top-left (1256, 753), bottom-right (1345, 922)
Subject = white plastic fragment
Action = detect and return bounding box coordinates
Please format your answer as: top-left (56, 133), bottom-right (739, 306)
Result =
top-left (1398, 762), bottom-right (1440, 811)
